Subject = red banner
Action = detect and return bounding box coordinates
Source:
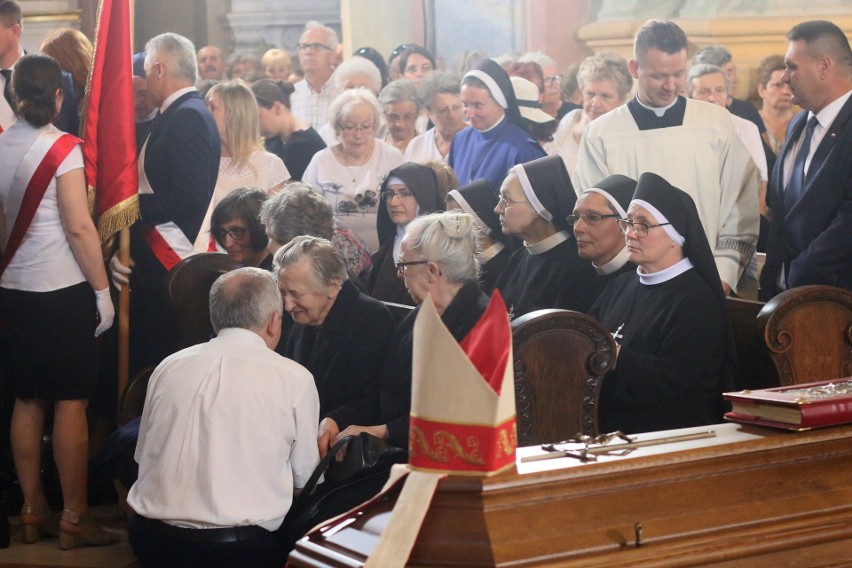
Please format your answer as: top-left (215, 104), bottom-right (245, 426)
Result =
top-left (82, 0), bottom-right (139, 243)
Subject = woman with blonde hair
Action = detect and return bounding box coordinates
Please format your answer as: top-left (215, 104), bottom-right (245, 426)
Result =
top-left (195, 79), bottom-right (290, 251)
top-left (39, 28), bottom-right (93, 115)
top-left (551, 52), bottom-right (632, 177)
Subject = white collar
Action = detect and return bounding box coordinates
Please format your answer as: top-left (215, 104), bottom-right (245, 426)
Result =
top-left (477, 241), bottom-right (505, 264)
top-left (638, 257), bottom-right (693, 285)
top-left (160, 86), bottom-right (197, 113)
top-left (635, 93), bottom-right (679, 118)
top-left (525, 230), bottom-right (569, 255)
top-left (477, 113), bottom-right (505, 134)
top-left (392, 224), bottom-right (408, 265)
top-left (214, 326), bottom-right (267, 346)
top-left (594, 246), bottom-right (629, 275)
top-left (812, 88), bottom-right (852, 132)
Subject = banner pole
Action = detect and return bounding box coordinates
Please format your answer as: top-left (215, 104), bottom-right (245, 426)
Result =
top-left (117, 0), bottom-right (135, 404)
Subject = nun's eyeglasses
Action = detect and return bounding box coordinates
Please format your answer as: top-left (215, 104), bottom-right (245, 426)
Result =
top-left (498, 194), bottom-right (529, 208)
top-left (617, 219), bottom-right (671, 238)
top-left (567, 213), bottom-right (620, 226)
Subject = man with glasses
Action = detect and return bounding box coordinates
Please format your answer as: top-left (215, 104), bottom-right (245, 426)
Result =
top-left (291, 20), bottom-right (339, 130)
top-left (570, 175), bottom-right (637, 286)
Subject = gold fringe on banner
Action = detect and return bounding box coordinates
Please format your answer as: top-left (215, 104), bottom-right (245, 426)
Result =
top-left (89, 183), bottom-right (140, 243)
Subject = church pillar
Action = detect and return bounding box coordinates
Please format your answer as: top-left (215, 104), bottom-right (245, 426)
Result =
top-left (523, 0), bottom-right (591, 69)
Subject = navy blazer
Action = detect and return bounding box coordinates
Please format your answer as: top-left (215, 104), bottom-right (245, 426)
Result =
top-left (760, 95), bottom-right (852, 299)
top-left (130, 90), bottom-right (220, 287)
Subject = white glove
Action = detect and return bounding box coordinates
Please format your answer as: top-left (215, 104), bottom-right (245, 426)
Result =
top-left (109, 252), bottom-right (133, 291)
top-left (94, 287), bottom-right (115, 337)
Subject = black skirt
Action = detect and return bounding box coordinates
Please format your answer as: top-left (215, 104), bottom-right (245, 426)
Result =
top-left (0, 281), bottom-right (97, 400)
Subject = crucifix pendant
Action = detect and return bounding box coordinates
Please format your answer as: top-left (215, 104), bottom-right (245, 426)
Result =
top-left (613, 323), bottom-right (625, 342)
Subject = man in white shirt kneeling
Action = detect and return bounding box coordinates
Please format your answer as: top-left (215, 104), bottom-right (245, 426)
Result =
top-left (127, 267), bottom-right (320, 568)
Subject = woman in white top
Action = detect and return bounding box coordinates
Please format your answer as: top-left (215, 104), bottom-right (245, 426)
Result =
top-left (404, 71), bottom-right (466, 164)
top-left (303, 88), bottom-right (404, 251)
top-left (0, 54), bottom-right (116, 548)
top-left (194, 79), bottom-right (290, 251)
top-left (551, 53), bottom-right (632, 180)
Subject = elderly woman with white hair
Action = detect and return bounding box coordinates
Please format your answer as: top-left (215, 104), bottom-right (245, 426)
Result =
top-left (333, 211), bottom-right (490, 450)
top-left (551, 52), bottom-right (632, 178)
top-left (302, 88), bottom-right (404, 251)
top-left (275, 236), bottom-right (396, 458)
top-left (404, 71), bottom-right (466, 163)
top-left (378, 79), bottom-right (421, 154)
top-left (317, 57), bottom-right (384, 146)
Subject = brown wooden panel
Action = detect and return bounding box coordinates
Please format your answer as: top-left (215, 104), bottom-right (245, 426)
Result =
top-left (512, 309), bottom-right (615, 445)
top-left (290, 424), bottom-right (852, 567)
top-left (758, 285), bottom-right (852, 386)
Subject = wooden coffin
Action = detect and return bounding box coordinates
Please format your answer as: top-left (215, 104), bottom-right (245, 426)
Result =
top-left (288, 422), bottom-right (852, 567)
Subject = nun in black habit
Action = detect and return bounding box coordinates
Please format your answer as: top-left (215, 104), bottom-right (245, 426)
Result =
top-left (493, 154), bottom-right (603, 318)
top-left (446, 179), bottom-right (513, 294)
top-left (591, 172), bottom-right (736, 434)
top-left (572, 174), bottom-right (637, 288)
top-left (367, 162), bottom-right (443, 305)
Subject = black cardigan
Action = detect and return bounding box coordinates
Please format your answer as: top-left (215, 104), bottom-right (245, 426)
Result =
top-left (284, 280), bottom-right (396, 428)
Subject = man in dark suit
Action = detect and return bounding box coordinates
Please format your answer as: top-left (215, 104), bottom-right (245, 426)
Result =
top-left (111, 32), bottom-right (220, 373)
top-left (0, 0), bottom-right (77, 134)
top-left (760, 20), bottom-right (852, 299)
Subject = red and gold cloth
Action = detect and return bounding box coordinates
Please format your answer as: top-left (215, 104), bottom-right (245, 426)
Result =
top-left (81, 0), bottom-right (139, 243)
top-left (409, 291), bottom-right (517, 475)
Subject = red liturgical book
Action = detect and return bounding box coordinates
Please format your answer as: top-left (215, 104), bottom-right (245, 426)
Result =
top-left (723, 378), bottom-right (852, 431)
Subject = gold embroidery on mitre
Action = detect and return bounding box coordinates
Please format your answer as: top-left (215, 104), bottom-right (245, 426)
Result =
top-left (410, 426), bottom-right (486, 465)
top-left (495, 425), bottom-right (518, 458)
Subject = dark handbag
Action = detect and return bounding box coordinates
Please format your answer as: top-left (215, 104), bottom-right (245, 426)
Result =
top-left (324, 432), bottom-right (406, 484)
top-left (277, 433), bottom-right (407, 553)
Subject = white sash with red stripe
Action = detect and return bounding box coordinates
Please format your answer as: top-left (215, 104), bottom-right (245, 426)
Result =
top-left (137, 130), bottom-right (196, 270)
top-left (2, 129), bottom-right (69, 251)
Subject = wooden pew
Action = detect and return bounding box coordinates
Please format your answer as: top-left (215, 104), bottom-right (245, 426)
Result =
top-left (167, 253), bottom-right (236, 349)
top-left (725, 296), bottom-right (778, 391)
top-left (511, 309), bottom-right (615, 445)
top-left (757, 285), bottom-right (852, 386)
top-left (382, 301), bottom-right (415, 326)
